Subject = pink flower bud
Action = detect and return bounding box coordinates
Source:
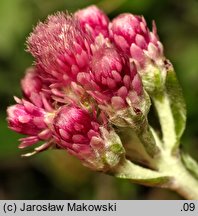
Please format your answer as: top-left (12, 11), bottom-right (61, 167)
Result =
top-left (7, 102), bottom-right (45, 135)
top-left (21, 67), bottom-right (42, 97)
top-left (27, 13), bottom-right (92, 84)
top-left (74, 5), bottom-right (109, 39)
top-left (109, 14), bottom-right (163, 63)
top-left (109, 13), bottom-right (167, 95)
top-left (52, 105), bottom-right (124, 170)
top-left (77, 42), bottom-right (143, 111)
top-left (7, 98), bottom-right (52, 150)
top-left (21, 66), bottom-right (85, 108)
top-left (21, 67), bottom-right (54, 112)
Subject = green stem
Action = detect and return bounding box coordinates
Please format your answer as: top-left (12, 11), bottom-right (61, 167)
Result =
top-left (158, 151), bottom-right (198, 199)
top-left (151, 86), bottom-right (198, 198)
top-left (112, 69), bottom-right (197, 199)
top-left (114, 154), bottom-right (198, 199)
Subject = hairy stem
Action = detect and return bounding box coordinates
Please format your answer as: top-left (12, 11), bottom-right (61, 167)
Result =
top-left (157, 151), bottom-right (198, 199)
top-left (114, 152), bottom-right (198, 199)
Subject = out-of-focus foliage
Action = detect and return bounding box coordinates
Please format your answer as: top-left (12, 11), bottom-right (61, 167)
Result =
top-left (0, 0), bottom-right (197, 199)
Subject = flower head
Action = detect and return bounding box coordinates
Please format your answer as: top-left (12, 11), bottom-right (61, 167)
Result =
top-left (77, 39), bottom-right (149, 127)
top-left (74, 5), bottom-right (109, 39)
top-left (7, 5), bottom-right (168, 167)
top-left (21, 67), bottom-right (42, 98)
top-left (27, 13), bottom-right (92, 85)
top-left (52, 105), bottom-right (124, 170)
top-left (109, 14), bottom-right (163, 62)
top-left (78, 42), bottom-right (142, 106)
top-left (7, 101), bottom-right (45, 136)
top-left (21, 67), bottom-right (54, 110)
top-left (109, 13), bottom-right (169, 94)
top-left (7, 98), bottom-right (53, 150)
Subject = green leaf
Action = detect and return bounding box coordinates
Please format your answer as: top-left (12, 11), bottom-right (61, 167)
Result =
top-left (165, 69), bottom-right (186, 145)
top-left (152, 68), bottom-right (186, 151)
top-left (118, 127), bottom-right (156, 167)
top-left (110, 159), bottom-right (171, 187)
top-left (181, 152), bottom-right (198, 180)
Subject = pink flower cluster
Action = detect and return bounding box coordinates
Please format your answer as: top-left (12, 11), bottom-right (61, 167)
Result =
top-left (7, 5), bottom-right (163, 169)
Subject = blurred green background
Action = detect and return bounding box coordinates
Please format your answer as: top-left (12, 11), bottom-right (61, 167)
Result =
top-left (0, 0), bottom-right (198, 199)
